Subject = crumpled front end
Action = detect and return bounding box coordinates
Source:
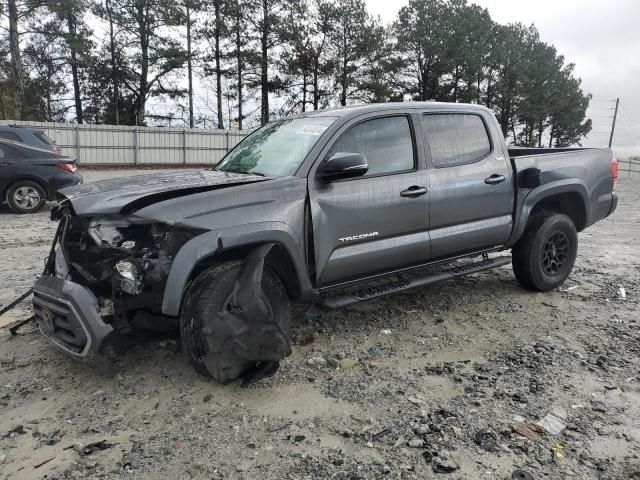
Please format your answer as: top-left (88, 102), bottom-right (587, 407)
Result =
top-left (33, 206), bottom-right (204, 357)
top-left (33, 275), bottom-right (112, 356)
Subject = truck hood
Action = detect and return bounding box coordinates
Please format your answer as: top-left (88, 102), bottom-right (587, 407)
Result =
top-left (59, 169), bottom-right (269, 215)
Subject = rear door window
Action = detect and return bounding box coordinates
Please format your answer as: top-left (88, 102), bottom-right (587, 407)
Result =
top-left (422, 114), bottom-right (491, 167)
top-left (34, 131), bottom-right (56, 146)
top-left (328, 116), bottom-right (415, 176)
top-left (0, 131), bottom-right (22, 142)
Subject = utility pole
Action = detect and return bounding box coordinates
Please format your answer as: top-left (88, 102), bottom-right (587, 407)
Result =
top-left (609, 98), bottom-right (620, 148)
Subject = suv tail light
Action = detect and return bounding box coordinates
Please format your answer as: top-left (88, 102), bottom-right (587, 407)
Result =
top-left (56, 163), bottom-right (77, 173)
top-left (610, 156), bottom-right (618, 191)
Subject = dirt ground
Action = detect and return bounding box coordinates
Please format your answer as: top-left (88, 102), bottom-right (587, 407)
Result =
top-left (0, 171), bottom-right (639, 480)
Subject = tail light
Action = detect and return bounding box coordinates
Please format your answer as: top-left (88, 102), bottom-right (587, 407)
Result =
top-left (610, 156), bottom-right (618, 191)
top-left (56, 163), bottom-right (77, 173)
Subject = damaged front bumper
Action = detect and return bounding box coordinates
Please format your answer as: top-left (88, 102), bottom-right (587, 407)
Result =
top-left (32, 208), bottom-right (206, 357)
top-left (33, 275), bottom-right (114, 357)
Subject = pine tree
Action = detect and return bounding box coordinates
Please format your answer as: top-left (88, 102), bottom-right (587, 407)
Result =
top-left (199, 0), bottom-right (232, 129)
top-left (31, 0), bottom-right (94, 123)
top-left (327, 0), bottom-right (384, 106)
top-left (395, 0), bottom-right (453, 101)
top-left (98, 0), bottom-right (187, 125)
top-left (245, 0), bottom-right (287, 124)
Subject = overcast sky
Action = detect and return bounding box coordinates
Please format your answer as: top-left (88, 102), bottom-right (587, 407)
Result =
top-left (367, 0), bottom-right (640, 156)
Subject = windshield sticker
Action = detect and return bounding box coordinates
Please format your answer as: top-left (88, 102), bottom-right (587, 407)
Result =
top-left (297, 124), bottom-right (328, 136)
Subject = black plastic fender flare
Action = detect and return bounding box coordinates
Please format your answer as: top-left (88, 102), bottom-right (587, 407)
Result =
top-left (161, 223), bottom-right (312, 316)
top-left (506, 179), bottom-right (590, 248)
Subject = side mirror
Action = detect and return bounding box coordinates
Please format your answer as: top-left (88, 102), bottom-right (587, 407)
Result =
top-left (316, 152), bottom-right (368, 182)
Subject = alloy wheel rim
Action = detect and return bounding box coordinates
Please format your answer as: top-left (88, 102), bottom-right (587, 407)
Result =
top-left (13, 186), bottom-right (41, 210)
top-left (541, 231), bottom-right (569, 275)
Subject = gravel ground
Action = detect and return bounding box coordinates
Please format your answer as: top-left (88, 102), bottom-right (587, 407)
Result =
top-left (0, 170), bottom-right (639, 480)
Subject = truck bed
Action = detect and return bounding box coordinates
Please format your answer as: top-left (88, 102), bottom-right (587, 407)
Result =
top-left (508, 146), bottom-right (597, 158)
top-left (507, 147), bottom-right (615, 242)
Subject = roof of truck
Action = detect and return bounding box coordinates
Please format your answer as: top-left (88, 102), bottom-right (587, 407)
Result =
top-left (300, 101), bottom-right (492, 118)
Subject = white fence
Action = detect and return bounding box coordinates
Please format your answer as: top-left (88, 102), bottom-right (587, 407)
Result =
top-left (1, 120), bottom-right (250, 165)
top-left (619, 158), bottom-right (640, 179)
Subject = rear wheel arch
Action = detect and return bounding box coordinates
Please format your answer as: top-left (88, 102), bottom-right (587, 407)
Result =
top-left (531, 191), bottom-right (587, 232)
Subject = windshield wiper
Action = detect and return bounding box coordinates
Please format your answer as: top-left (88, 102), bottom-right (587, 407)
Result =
top-left (229, 169), bottom-right (266, 177)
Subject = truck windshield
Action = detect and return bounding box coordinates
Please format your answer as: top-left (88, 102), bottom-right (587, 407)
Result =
top-left (216, 116), bottom-right (337, 177)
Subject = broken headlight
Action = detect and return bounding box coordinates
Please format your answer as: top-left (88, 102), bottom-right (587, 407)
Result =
top-left (115, 261), bottom-right (141, 295)
top-left (74, 216), bottom-right (203, 296)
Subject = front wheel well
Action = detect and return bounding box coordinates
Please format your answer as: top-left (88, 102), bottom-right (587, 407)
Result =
top-left (186, 243), bottom-right (301, 301)
top-left (531, 192), bottom-right (587, 231)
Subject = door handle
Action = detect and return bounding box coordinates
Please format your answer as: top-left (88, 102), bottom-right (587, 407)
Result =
top-left (400, 185), bottom-right (428, 197)
top-left (484, 174), bottom-right (506, 185)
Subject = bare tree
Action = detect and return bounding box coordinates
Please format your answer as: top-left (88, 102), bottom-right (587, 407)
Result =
top-left (185, 0), bottom-right (194, 127)
top-left (8, 0), bottom-right (25, 119)
top-left (105, 0), bottom-right (119, 124)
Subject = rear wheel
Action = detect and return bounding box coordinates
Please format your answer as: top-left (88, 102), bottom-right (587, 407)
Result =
top-left (7, 180), bottom-right (47, 213)
top-left (512, 211), bottom-right (578, 291)
top-left (180, 261), bottom-right (291, 384)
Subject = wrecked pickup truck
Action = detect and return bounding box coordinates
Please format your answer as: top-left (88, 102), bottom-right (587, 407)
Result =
top-left (33, 102), bottom-right (618, 384)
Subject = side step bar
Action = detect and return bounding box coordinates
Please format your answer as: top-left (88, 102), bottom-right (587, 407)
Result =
top-left (321, 256), bottom-right (512, 310)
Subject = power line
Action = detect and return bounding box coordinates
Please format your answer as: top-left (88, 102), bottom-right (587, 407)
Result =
top-left (612, 132), bottom-right (640, 145)
top-left (613, 135), bottom-right (640, 146)
top-left (612, 123), bottom-right (639, 137)
top-left (617, 109), bottom-right (640, 125)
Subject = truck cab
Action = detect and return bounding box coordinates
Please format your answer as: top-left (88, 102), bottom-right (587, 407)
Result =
top-left (301, 105), bottom-right (514, 286)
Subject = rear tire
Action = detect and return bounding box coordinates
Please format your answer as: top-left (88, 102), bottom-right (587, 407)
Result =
top-left (512, 211), bottom-right (578, 291)
top-left (7, 180), bottom-right (47, 213)
top-left (180, 261), bottom-right (291, 383)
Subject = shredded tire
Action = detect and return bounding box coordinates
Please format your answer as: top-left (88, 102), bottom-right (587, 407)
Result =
top-left (180, 261), bottom-right (291, 383)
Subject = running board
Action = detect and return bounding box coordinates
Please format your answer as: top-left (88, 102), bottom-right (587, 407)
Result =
top-left (321, 256), bottom-right (511, 310)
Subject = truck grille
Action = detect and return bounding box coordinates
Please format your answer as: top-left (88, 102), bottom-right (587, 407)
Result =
top-left (33, 292), bottom-right (88, 355)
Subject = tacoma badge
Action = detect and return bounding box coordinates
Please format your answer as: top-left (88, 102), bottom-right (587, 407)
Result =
top-left (339, 232), bottom-right (379, 243)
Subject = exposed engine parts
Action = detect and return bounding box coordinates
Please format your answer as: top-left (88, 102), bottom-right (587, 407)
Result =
top-left (45, 211), bottom-right (201, 341)
top-left (34, 210), bottom-right (293, 385)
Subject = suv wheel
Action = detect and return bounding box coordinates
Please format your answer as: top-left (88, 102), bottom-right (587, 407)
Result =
top-left (180, 261), bottom-right (291, 384)
top-left (7, 180), bottom-right (47, 213)
top-left (512, 211), bottom-right (578, 291)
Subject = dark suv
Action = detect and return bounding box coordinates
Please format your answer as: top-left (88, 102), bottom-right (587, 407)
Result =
top-left (0, 139), bottom-right (81, 213)
top-left (0, 125), bottom-right (61, 153)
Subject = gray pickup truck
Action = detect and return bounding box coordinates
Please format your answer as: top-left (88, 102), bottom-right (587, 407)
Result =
top-left (33, 102), bottom-right (618, 384)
